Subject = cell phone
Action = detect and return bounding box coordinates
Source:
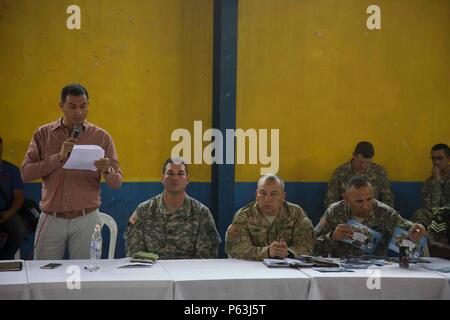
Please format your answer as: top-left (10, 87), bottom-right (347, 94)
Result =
top-left (40, 263), bottom-right (62, 269)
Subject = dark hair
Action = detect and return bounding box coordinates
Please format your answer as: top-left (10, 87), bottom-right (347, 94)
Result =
top-left (0, 136), bottom-right (2, 144)
top-left (346, 175), bottom-right (372, 190)
top-left (162, 158), bottom-right (188, 175)
top-left (61, 83), bottom-right (89, 103)
top-left (431, 143), bottom-right (450, 157)
top-left (353, 141), bottom-right (375, 159)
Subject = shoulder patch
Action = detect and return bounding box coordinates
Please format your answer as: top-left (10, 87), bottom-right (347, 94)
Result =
top-left (226, 224), bottom-right (239, 237)
top-left (129, 211), bottom-right (139, 225)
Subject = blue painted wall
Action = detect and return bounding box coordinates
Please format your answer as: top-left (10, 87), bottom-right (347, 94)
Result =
top-left (20, 181), bottom-right (423, 259)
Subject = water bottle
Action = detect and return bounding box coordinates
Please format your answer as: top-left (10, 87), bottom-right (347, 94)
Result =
top-left (89, 224), bottom-right (102, 271)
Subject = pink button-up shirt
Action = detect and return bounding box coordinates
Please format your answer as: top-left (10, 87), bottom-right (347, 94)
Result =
top-left (21, 118), bottom-right (122, 212)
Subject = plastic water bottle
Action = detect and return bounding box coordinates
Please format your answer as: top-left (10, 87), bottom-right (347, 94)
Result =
top-left (89, 224), bottom-right (102, 271)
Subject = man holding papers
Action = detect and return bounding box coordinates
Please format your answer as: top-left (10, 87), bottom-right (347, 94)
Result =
top-left (314, 176), bottom-right (426, 257)
top-left (21, 83), bottom-right (122, 260)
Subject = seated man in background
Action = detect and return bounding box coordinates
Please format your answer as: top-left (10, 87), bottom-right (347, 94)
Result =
top-left (411, 143), bottom-right (450, 229)
top-left (0, 136), bottom-right (26, 259)
top-left (324, 141), bottom-right (394, 208)
top-left (125, 158), bottom-right (221, 259)
top-left (314, 176), bottom-right (426, 257)
top-left (226, 174), bottom-right (316, 261)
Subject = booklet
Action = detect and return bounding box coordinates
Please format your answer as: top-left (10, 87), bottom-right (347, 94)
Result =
top-left (0, 261), bottom-right (22, 272)
top-left (340, 256), bottom-right (385, 269)
top-left (387, 227), bottom-right (427, 259)
top-left (340, 220), bottom-right (382, 254)
top-left (263, 256), bottom-right (339, 268)
top-left (263, 258), bottom-right (313, 268)
top-left (116, 258), bottom-right (154, 269)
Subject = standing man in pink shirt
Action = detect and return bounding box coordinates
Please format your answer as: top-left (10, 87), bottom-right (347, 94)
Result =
top-left (21, 83), bottom-right (122, 260)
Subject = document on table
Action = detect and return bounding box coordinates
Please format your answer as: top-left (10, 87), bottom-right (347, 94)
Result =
top-left (63, 145), bottom-right (105, 171)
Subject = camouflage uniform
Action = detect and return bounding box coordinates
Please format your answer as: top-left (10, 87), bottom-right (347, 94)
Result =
top-left (314, 200), bottom-right (413, 257)
top-left (324, 161), bottom-right (394, 208)
top-left (225, 201), bottom-right (316, 261)
top-left (124, 193), bottom-right (221, 259)
top-left (411, 174), bottom-right (450, 229)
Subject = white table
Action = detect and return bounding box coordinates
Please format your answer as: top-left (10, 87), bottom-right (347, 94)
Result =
top-left (301, 262), bottom-right (450, 300)
top-left (159, 259), bottom-right (310, 300)
top-left (419, 257), bottom-right (450, 285)
top-left (0, 260), bottom-right (30, 300)
top-left (25, 259), bottom-right (173, 300)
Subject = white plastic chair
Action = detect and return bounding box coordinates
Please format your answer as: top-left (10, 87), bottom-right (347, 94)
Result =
top-left (97, 212), bottom-right (118, 259)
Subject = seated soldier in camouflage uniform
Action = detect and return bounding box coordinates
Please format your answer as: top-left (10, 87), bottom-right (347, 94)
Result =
top-left (324, 141), bottom-right (394, 209)
top-left (225, 174), bottom-right (316, 261)
top-left (315, 176), bottom-right (426, 257)
top-left (411, 143), bottom-right (450, 229)
top-left (428, 204), bottom-right (450, 259)
top-left (124, 158), bottom-right (221, 259)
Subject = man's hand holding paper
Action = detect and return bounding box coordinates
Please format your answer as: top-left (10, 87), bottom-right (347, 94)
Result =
top-left (63, 145), bottom-right (105, 171)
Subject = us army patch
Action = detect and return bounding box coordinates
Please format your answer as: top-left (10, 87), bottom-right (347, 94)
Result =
top-left (129, 211), bottom-right (139, 225)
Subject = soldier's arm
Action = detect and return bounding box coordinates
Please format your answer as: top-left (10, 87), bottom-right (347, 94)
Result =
top-left (124, 207), bottom-right (146, 257)
top-left (225, 213), bottom-right (270, 261)
top-left (385, 209), bottom-right (414, 236)
top-left (377, 167), bottom-right (395, 207)
top-left (289, 211), bottom-right (317, 257)
top-left (324, 170), bottom-right (342, 208)
top-left (194, 207), bottom-right (221, 259)
top-left (313, 210), bottom-right (340, 257)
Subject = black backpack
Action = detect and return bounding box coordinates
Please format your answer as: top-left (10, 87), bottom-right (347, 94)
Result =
top-left (0, 188), bottom-right (41, 233)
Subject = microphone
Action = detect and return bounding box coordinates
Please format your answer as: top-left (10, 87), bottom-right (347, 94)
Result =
top-left (72, 124), bottom-right (82, 139)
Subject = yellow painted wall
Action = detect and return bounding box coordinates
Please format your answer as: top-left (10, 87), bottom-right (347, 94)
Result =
top-left (0, 0), bottom-right (213, 181)
top-left (236, 0), bottom-right (450, 182)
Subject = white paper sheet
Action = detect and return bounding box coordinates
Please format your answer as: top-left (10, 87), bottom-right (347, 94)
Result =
top-left (63, 145), bottom-right (105, 171)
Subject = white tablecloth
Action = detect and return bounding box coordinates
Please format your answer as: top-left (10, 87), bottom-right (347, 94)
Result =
top-left (301, 262), bottom-right (450, 300)
top-left (159, 259), bottom-right (310, 300)
top-left (25, 259), bottom-right (173, 300)
top-left (3, 258), bottom-right (450, 300)
top-left (0, 260), bottom-right (30, 300)
top-left (420, 257), bottom-right (450, 284)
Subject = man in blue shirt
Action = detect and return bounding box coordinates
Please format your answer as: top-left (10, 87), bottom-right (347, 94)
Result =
top-left (0, 136), bottom-right (26, 259)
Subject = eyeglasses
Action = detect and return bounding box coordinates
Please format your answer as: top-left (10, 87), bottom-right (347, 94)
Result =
top-left (431, 156), bottom-right (445, 161)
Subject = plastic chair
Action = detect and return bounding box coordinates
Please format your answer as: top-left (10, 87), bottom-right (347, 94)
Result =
top-left (97, 212), bottom-right (118, 259)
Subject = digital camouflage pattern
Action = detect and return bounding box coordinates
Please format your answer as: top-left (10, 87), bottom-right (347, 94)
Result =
top-left (124, 193), bottom-right (221, 259)
top-left (411, 174), bottom-right (450, 229)
top-left (324, 161), bottom-right (394, 208)
top-left (314, 199), bottom-right (413, 257)
top-left (225, 201), bottom-right (316, 261)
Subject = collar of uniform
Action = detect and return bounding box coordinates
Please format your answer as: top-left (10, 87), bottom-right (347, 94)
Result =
top-left (345, 201), bottom-right (379, 223)
top-left (253, 201), bottom-right (287, 226)
top-left (50, 118), bottom-right (90, 132)
top-left (157, 192), bottom-right (191, 216)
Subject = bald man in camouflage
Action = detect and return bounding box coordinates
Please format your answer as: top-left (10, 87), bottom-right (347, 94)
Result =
top-left (226, 174), bottom-right (316, 261)
top-left (324, 141), bottom-right (394, 209)
top-left (315, 176), bottom-right (426, 257)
